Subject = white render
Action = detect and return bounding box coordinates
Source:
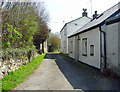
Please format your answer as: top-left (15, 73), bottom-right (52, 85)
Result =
top-left (61, 17), bottom-right (91, 54)
top-left (106, 22), bottom-right (120, 75)
top-left (68, 27), bottom-right (101, 68)
top-left (68, 21), bottom-right (120, 74)
top-left (68, 2), bottom-right (120, 75)
top-left (79, 28), bottom-right (101, 69)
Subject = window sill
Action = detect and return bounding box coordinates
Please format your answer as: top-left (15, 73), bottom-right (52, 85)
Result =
top-left (82, 54), bottom-right (87, 56)
top-left (90, 54), bottom-right (94, 56)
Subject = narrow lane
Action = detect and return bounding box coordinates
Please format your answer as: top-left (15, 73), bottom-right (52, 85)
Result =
top-left (14, 53), bottom-right (119, 90)
top-left (45, 53), bottom-right (119, 90)
top-left (14, 55), bottom-right (74, 90)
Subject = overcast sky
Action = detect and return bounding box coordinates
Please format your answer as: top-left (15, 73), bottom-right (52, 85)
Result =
top-left (43, 0), bottom-right (119, 33)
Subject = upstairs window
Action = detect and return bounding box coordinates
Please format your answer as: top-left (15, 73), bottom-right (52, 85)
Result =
top-left (82, 38), bottom-right (87, 56)
top-left (90, 45), bottom-right (94, 56)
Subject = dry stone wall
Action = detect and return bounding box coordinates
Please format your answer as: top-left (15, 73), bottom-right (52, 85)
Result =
top-left (0, 49), bottom-right (39, 79)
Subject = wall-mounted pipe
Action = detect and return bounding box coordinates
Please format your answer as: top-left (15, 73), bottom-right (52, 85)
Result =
top-left (99, 26), bottom-right (107, 69)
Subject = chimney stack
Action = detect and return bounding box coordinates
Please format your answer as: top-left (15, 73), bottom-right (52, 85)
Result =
top-left (92, 11), bottom-right (98, 19)
top-left (82, 8), bottom-right (88, 17)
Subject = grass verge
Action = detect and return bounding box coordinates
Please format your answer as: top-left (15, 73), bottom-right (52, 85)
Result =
top-left (2, 54), bottom-right (46, 91)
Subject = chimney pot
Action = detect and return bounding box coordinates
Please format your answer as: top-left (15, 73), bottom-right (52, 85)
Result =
top-left (93, 11), bottom-right (98, 19)
top-left (82, 8), bottom-right (88, 17)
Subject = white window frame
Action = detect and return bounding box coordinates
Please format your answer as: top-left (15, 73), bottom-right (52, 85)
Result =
top-left (82, 38), bottom-right (87, 56)
top-left (90, 45), bottom-right (94, 56)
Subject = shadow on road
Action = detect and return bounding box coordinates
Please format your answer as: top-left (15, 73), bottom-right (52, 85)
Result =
top-left (45, 53), bottom-right (119, 90)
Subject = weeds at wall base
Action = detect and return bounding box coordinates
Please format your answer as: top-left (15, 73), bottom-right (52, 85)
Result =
top-left (1, 54), bottom-right (46, 91)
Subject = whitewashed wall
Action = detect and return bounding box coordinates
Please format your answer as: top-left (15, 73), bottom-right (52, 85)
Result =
top-left (106, 22), bottom-right (119, 75)
top-left (61, 17), bottom-right (91, 54)
top-left (68, 22), bottom-right (120, 74)
top-left (68, 27), bottom-right (101, 69)
top-left (60, 26), bottom-right (67, 54)
top-left (79, 27), bottom-right (101, 69)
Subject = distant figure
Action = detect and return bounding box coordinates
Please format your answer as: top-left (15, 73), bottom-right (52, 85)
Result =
top-left (82, 8), bottom-right (88, 17)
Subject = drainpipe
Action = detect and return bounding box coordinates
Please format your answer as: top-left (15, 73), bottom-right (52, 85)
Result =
top-left (99, 25), bottom-right (107, 69)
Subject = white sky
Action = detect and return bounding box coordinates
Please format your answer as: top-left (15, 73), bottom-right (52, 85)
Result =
top-left (43, 0), bottom-right (119, 33)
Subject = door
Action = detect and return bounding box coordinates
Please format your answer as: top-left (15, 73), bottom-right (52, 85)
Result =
top-left (75, 36), bottom-right (79, 61)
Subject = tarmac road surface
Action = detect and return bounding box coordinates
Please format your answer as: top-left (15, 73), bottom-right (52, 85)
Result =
top-left (13, 53), bottom-right (119, 91)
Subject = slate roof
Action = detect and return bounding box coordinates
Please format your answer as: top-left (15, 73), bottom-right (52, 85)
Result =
top-left (60, 16), bottom-right (91, 33)
top-left (68, 2), bottom-right (120, 38)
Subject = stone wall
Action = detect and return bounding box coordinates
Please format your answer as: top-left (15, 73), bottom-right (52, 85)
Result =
top-left (0, 48), bottom-right (38, 79)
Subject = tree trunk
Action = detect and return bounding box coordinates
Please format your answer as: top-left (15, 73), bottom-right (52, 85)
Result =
top-left (42, 42), bottom-right (44, 53)
top-left (0, 10), bottom-right (1, 50)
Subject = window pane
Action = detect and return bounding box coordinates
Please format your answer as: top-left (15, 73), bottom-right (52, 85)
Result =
top-left (90, 45), bottom-right (94, 56)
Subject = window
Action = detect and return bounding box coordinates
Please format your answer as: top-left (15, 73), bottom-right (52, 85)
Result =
top-left (82, 38), bottom-right (87, 56)
top-left (90, 45), bottom-right (94, 56)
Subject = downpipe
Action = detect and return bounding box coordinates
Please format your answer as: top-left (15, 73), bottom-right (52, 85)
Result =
top-left (99, 26), bottom-right (107, 69)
